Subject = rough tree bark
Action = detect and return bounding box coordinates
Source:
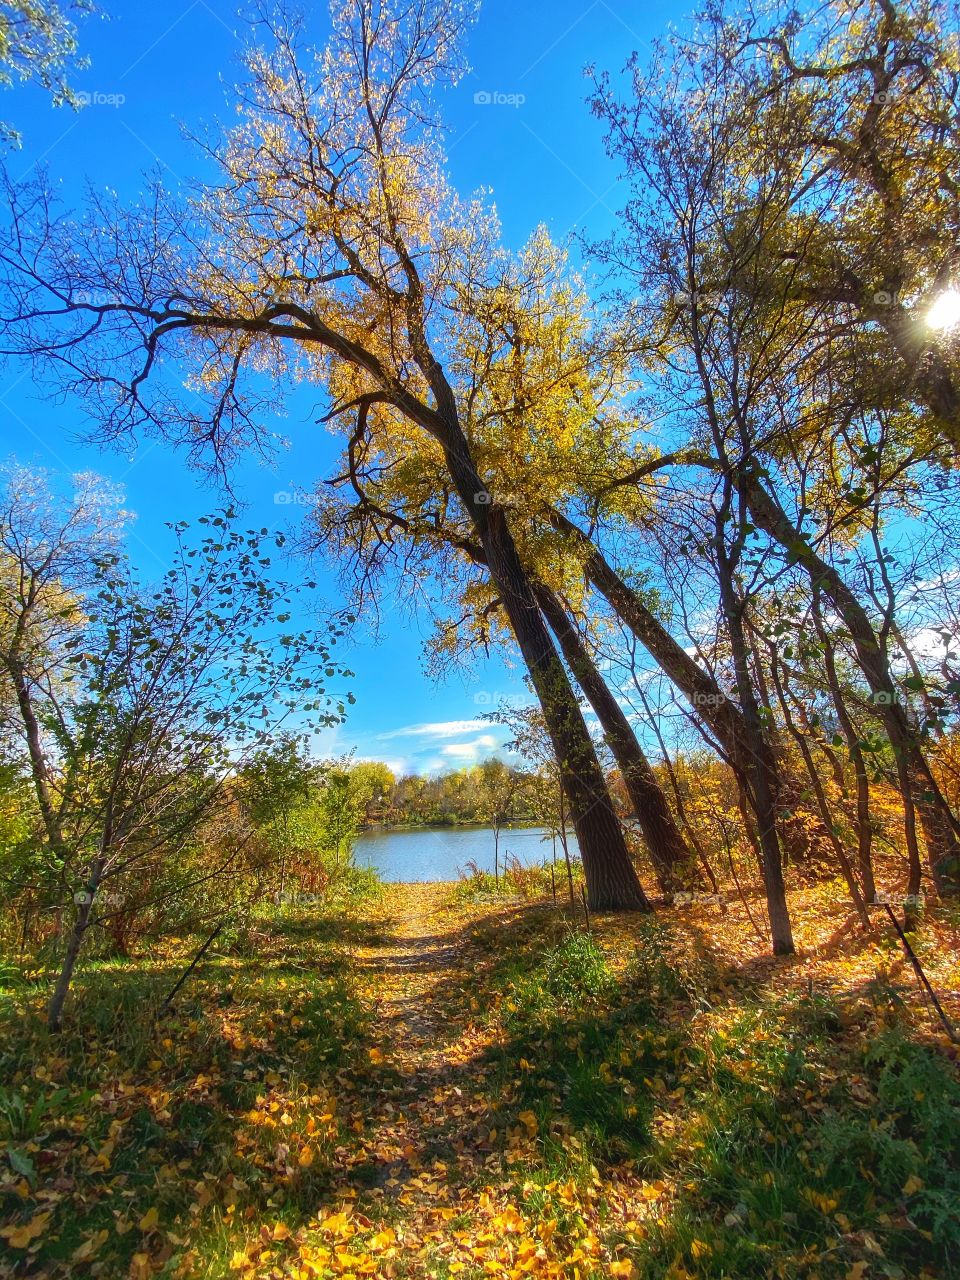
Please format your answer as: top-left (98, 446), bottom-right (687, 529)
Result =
top-left (533, 581), bottom-right (698, 893)
top-left (440, 437), bottom-right (651, 912)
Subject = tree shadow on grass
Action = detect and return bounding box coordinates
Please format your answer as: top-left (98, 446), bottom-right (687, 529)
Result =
top-left (4, 898), bottom-right (957, 1279)
top-left (385, 899), bottom-right (960, 1279)
top-left (0, 908), bottom-right (380, 1277)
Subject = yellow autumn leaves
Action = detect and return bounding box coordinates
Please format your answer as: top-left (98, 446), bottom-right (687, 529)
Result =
top-left (0, 1209), bottom-right (51, 1249)
top-left (272, 1209), bottom-right (399, 1279)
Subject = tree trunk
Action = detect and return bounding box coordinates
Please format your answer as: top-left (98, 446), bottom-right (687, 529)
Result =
top-left (550, 512), bottom-right (762, 788)
top-left (715, 546), bottom-right (794, 956)
top-left (812, 590), bottom-right (877, 903)
top-left (48, 856), bottom-right (105, 1032)
top-left (559, 788), bottom-right (576, 907)
top-left (6, 657), bottom-right (68, 859)
top-left (738, 466), bottom-right (960, 891)
top-left (534, 582), bottom-right (697, 893)
top-left (445, 443), bottom-right (651, 912)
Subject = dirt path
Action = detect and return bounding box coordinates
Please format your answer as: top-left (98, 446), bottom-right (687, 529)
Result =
top-left (354, 883), bottom-right (466, 1049)
top-left (300, 884), bottom-right (639, 1278)
top-left (325, 884), bottom-right (498, 1234)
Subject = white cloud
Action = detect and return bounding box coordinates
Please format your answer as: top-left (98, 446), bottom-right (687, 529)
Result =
top-left (353, 754), bottom-right (409, 777)
top-left (376, 719), bottom-right (490, 741)
top-left (440, 733), bottom-right (500, 760)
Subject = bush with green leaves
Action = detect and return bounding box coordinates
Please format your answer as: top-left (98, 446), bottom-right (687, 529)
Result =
top-left (0, 469), bottom-right (355, 1028)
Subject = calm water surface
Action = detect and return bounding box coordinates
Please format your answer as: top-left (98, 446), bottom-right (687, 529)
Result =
top-left (353, 824), bottom-right (580, 883)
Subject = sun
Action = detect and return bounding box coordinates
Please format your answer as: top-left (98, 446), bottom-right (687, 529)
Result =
top-left (927, 288), bottom-right (960, 331)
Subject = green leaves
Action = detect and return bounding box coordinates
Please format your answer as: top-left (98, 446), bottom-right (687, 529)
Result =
top-left (0, 497), bottom-right (357, 1024)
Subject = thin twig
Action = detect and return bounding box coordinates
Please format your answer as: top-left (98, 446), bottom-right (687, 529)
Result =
top-left (882, 903), bottom-right (959, 1043)
top-left (161, 922), bottom-right (225, 1012)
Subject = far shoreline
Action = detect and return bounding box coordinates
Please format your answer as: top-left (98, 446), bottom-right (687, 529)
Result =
top-left (357, 819), bottom-right (545, 834)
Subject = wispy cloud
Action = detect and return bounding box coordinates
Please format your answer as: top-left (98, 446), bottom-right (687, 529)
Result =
top-left (441, 734), bottom-right (499, 760)
top-left (376, 719), bottom-right (491, 741)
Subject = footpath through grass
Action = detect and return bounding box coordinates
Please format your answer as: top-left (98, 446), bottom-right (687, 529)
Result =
top-left (1, 882), bottom-right (960, 1278)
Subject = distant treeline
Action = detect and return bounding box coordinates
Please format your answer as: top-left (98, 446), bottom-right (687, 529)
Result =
top-left (353, 759), bottom-right (538, 828)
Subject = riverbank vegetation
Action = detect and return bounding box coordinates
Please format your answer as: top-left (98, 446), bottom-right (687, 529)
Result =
top-left (353, 760), bottom-right (538, 830)
top-left (5, 0), bottom-right (960, 937)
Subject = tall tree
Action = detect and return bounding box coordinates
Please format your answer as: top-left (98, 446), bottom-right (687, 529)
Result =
top-left (533, 581), bottom-right (697, 892)
top-left (0, 0), bottom-right (649, 911)
top-left (587, 0), bottom-right (960, 913)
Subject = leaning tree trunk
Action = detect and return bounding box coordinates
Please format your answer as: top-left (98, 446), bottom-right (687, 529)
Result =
top-left (715, 555), bottom-right (794, 956)
top-left (443, 441), bottom-right (651, 912)
top-left (738, 467), bottom-right (960, 892)
top-left (534, 582), bottom-right (698, 893)
top-left (812, 589), bottom-right (877, 903)
top-left (549, 512), bottom-right (764, 788)
top-left (563, 514), bottom-right (792, 943)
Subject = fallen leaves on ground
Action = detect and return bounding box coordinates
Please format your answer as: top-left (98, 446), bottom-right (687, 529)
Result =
top-left (1, 877), bottom-right (958, 1278)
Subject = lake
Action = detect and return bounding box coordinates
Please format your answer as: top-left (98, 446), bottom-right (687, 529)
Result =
top-left (352, 824), bottom-right (581, 883)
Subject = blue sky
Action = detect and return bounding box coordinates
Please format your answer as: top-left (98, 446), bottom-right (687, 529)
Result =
top-left (0, 0), bottom-right (671, 776)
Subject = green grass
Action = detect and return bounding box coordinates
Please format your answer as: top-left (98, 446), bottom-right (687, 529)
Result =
top-left (0, 904), bottom-right (377, 1278)
top-left (450, 855), bottom-right (585, 905)
top-left (3, 890), bottom-right (959, 1279)
top-left (467, 909), bottom-right (960, 1278)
